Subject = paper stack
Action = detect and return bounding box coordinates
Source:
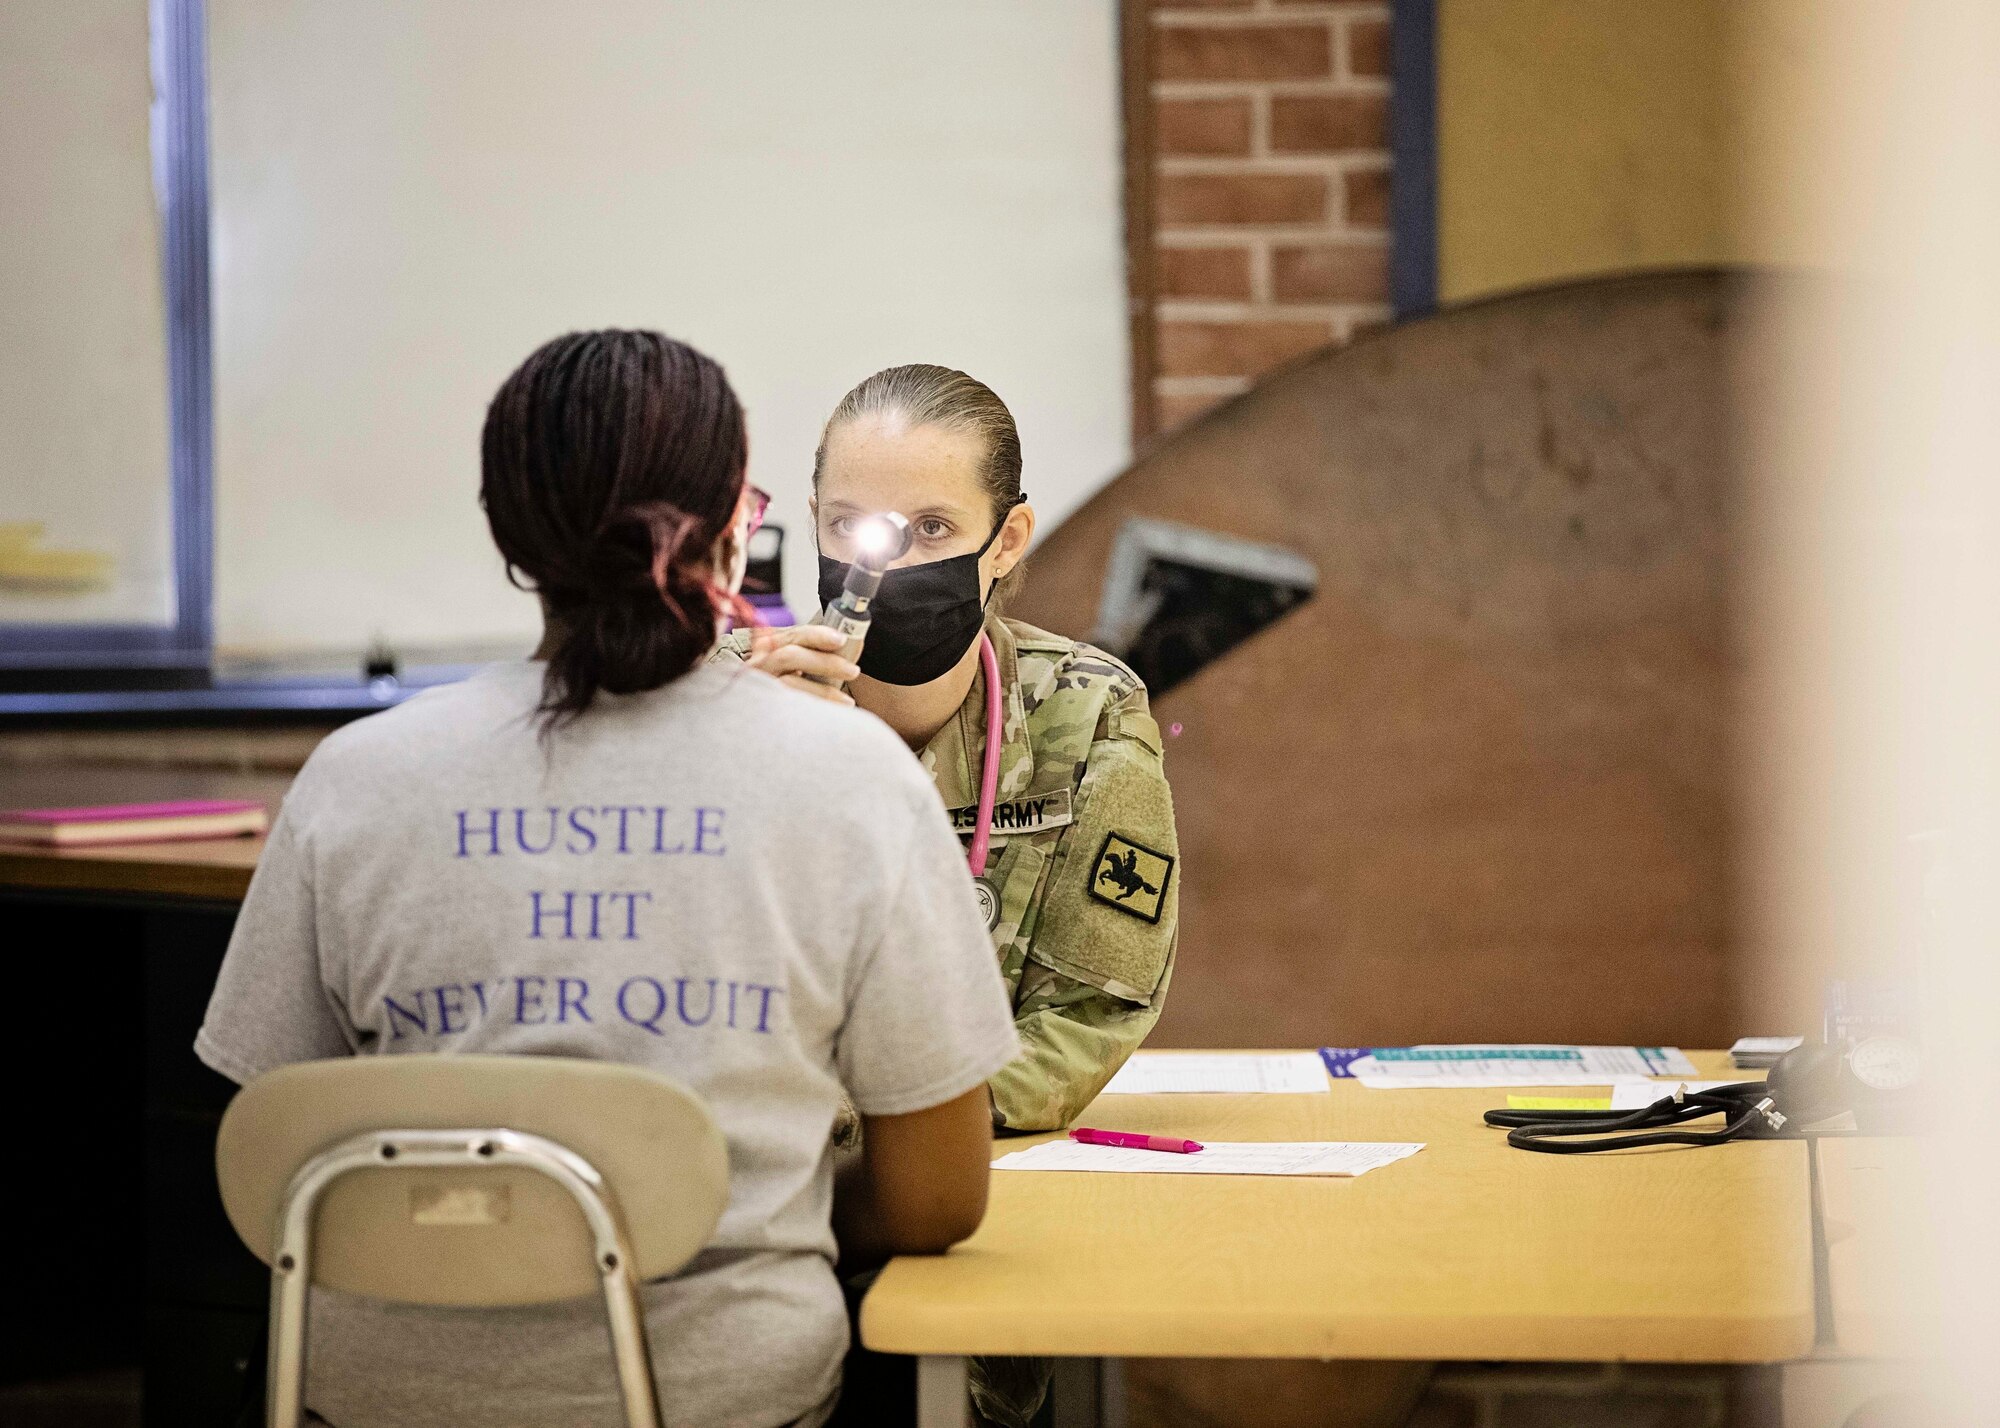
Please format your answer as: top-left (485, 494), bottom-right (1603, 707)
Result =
top-left (1729, 1036), bottom-right (1803, 1069)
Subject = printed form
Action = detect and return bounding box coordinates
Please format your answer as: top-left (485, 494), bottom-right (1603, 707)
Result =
top-left (993, 1140), bottom-right (1424, 1178)
top-left (1323, 1045), bottom-right (1699, 1088)
top-left (1607, 1080), bottom-right (1738, 1110)
top-left (1099, 1052), bottom-right (1329, 1095)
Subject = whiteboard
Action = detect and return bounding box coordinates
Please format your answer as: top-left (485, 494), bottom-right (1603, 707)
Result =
top-left (207, 0), bottom-right (1130, 656)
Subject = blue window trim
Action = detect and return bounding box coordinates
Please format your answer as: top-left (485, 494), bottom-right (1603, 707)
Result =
top-left (1, 0), bottom-right (212, 673)
top-left (1389, 0), bottom-right (1437, 319)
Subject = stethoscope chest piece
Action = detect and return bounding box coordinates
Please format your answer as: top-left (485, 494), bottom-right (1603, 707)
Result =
top-left (973, 876), bottom-right (1002, 931)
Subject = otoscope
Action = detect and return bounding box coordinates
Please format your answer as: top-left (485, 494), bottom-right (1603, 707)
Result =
top-left (802, 512), bottom-right (912, 689)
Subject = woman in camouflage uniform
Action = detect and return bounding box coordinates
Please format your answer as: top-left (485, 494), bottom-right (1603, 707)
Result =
top-left (720, 365), bottom-right (1180, 1427)
top-left (728, 364), bottom-right (1180, 1133)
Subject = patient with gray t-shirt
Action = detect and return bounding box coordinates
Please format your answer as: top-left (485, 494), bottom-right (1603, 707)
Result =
top-left (197, 331), bottom-right (1018, 1428)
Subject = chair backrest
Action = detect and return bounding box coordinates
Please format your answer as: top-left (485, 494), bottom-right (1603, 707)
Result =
top-left (216, 1055), bottom-right (730, 1307)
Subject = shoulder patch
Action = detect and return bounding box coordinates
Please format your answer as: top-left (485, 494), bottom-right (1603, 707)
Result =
top-left (1088, 832), bottom-right (1173, 925)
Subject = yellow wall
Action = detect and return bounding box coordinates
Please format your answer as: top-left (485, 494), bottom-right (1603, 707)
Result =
top-left (1437, 0), bottom-right (1808, 305)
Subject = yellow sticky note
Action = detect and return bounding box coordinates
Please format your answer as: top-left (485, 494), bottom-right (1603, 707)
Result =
top-left (1505, 1095), bottom-right (1611, 1111)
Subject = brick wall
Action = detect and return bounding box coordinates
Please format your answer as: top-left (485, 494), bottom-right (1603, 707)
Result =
top-left (1140, 0), bottom-right (1394, 437)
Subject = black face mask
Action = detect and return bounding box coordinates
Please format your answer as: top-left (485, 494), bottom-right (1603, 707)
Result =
top-left (817, 499), bottom-right (1022, 687)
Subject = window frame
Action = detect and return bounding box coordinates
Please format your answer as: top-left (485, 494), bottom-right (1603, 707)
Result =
top-left (0, 0), bottom-right (213, 677)
top-left (1388, 0), bottom-right (1438, 319)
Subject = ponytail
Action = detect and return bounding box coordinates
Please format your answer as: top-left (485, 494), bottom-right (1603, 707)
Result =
top-left (481, 330), bottom-right (749, 727)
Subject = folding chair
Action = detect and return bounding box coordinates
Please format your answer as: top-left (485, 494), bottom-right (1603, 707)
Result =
top-left (215, 1055), bottom-right (729, 1428)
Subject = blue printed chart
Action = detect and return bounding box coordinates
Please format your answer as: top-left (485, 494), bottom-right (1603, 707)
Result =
top-left (1319, 1045), bottom-right (1699, 1088)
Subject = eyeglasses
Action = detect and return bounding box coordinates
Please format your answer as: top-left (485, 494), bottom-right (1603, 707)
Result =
top-left (740, 484), bottom-right (771, 535)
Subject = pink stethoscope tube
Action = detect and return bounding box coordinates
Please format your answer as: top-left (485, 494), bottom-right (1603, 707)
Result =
top-left (966, 633), bottom-right (1003, 878)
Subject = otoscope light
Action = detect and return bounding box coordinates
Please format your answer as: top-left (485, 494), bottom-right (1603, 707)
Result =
top-left (852, 512), bottom-right (912, 571)
top-left (806, 511), bottom-right (912, 690)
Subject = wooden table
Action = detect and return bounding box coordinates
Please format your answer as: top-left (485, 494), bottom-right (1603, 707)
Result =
top-left (866, 1050), bottom-right (1815, 1427)
top-left (0, 767), bottom-right (286, 901)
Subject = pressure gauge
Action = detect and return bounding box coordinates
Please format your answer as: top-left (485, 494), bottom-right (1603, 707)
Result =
top-left (1849, 1035), bottom-right (1923, 1093)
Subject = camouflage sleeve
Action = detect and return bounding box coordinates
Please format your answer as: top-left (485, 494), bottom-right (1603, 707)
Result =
top-left (989, 689), bottom-right (1179, 1132)
top-left (989, 961), bottom-right (1172, 1131)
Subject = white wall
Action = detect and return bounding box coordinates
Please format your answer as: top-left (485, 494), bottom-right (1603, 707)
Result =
top-left (0, 0), bottom-right (173, 627)
top-left (207, 0), bottom-right (1130, 656)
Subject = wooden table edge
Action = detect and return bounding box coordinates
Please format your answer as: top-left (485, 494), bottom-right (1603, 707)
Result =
top-left (0, 847), bottom-right (255, 902)
top-left (859, 1300), bottom-right (1820, 1364)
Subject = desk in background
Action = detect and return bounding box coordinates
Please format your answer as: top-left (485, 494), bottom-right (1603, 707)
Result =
top-left (0, 765), bottom-right (279, 901)
top-left (0, 766), bottom-right (290, 1424)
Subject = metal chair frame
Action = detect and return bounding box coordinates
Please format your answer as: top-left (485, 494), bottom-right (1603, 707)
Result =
top-left (265, 1126), bottom-right (662, 1428)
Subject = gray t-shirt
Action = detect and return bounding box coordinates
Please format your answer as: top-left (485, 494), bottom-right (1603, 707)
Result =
top-left (197, 659), bottom-right (1019, 1428)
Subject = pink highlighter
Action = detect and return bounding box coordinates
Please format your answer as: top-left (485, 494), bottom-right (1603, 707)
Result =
top-left (1069, 1126), bottom-right (1204, 1154)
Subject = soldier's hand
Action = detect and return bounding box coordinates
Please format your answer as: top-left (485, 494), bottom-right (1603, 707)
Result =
top-left (745, 624), bottom-right (860, 705)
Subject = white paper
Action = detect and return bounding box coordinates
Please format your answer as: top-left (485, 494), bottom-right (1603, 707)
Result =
top-left (1607, 1080), bottom-right (1738, 1110)
top-left (992, 1139), bottom-right (1423, 1177)
top-left (1345, 1044), bottom-right (1697, 1087)
top-left (1099, 1052), bottom-right (1329, 1095)
top-left (1729, 1036), bottom-right (1804, 1056)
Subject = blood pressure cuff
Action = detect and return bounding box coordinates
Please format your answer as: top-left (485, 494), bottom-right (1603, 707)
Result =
top-left (1024, 711), bottom-right (1178, 1005)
